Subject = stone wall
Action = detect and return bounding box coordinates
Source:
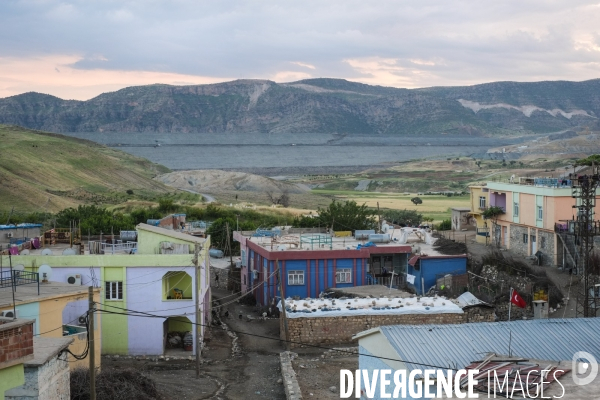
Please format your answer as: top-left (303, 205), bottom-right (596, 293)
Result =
top-left (536, 230), bottom-right (555, 266)
top-left (210, 266), bottom-right (230, 289)
top-left (282, 313), bottom-right (466, 348)
top-left (280, 351), bottom-right (303, 400)
top-left (509, 225), bottom-right (529, 256)
top-left (6, 354), bottom-right (70, 400)
top-left (463, 306), bottom-right (496, 323)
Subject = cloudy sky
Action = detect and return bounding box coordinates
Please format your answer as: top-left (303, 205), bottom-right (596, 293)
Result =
top-left (1, 0), bottom-right (600, 100)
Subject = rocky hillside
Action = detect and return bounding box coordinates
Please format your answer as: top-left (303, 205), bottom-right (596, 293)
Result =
top-left (1, 78), bottom-right (599, 135)
top-left (156, 170), bottom-right (308, 195)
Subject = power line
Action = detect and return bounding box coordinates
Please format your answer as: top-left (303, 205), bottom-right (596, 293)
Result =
top-left (95, 304), bottom-right (464, 372)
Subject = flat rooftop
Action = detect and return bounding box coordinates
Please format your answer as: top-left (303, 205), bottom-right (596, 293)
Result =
top-left (240, 228), bottom-right (444, 256)
top-left (0, 280), bottom-right (94, 309)
top-left (279, 295), bottom-right (463, 319)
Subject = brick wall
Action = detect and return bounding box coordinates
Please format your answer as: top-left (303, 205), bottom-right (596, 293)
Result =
top-left (0, 320), bottom-right (34, 368)
top-left (281, 313), bottom-right (468, 348)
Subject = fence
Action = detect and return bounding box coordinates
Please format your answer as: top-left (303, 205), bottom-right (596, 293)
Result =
top-left (365, 273), bottom-right (405, 288)
top-left (435, 272), bottom-right (469, 296)
top-left (0, 269), bottom-right (40, 294)
top-left (88, 240), bottom-right (137, 254)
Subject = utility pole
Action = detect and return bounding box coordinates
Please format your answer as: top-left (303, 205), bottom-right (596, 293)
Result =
top-left (88, 286), bottom-right (96, 400)
top-left (226, 222), bottom-right (233, 268)
top-left (377, 202), bottom-right (382, 233)
top-left (276, 262), bottom-right (290, 350)
top-left (194, 243), bottom-right (201, 378)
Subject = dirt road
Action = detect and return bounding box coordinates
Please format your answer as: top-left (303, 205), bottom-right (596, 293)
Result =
top-left (103, 289), bottom-right (286, 400)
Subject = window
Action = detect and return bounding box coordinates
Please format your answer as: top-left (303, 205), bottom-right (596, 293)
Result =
top-left (288, 270), bottom-right (304, 285)
top-left (523, 234), bottom-right (528, 244)
top-left (537, 206), bottom-right (543, 220)
top-left (479, 196), bottom-right (486, 209)
top-left (105, 281), bottom-right (123, 300)
top-left (541, 236), bottom-right (546, 249)
top-left (513, 202), bottom-right (519, 217)
top-left (336, 269), bottom-right (352, 284)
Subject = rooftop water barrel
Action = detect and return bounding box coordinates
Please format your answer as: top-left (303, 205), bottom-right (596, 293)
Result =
top-left (355, 230), bottom-right (376, 240)
top-left (368, 234), bottom-right (391, 243)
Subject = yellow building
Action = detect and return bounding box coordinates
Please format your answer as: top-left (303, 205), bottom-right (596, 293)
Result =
top-left (468, 185), bottom-right (490, 244)
top-left (0, 281), bottom-right (101, 371)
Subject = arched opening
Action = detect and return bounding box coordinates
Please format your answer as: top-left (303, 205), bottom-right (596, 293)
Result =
top-left (162, 271), bottom-right (193, 300)
top-left (163, 316), bottom-right (193, 355)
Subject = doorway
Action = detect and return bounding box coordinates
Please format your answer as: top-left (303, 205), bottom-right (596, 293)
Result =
top-left (531, 235), bottom-right (537, 254)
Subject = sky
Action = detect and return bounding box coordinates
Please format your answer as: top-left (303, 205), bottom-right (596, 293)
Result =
top-left (1, 0), bottom-right (600, 100)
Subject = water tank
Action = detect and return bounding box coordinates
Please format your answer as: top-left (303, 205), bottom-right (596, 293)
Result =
top-left (368, 234), bottom-right (391, 243)
top-left (355, 230), bottom-right (376, 240)
top-left (209, 249), bottom-right (224, 258)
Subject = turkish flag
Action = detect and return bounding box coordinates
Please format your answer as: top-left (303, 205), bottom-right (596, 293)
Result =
top-left (511, 289), bottom-right (527, 308)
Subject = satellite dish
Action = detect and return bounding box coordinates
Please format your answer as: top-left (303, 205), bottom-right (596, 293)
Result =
top-left (62, 248), bottom-right (77, 256)
top-left (41, 249), bottom-right (53, 256)
top-left (38, 265), bottom-right (53, 281)
top-left (20, 249), bottom-right (30, 255)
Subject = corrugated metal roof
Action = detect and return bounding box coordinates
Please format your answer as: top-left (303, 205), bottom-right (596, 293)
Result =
top-left (377, 319), bottom-right (600, 372)
top-left (456, 291), bottom-right (492, 308)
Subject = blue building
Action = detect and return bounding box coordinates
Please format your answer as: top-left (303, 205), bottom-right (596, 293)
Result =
top-left (234, 231), bottom-right (412, 306)
top-left (406, 254), bottom-right (467, 295)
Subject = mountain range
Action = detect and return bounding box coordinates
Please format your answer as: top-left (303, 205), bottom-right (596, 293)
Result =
top-left (1, 78), bottom-right (600, 135)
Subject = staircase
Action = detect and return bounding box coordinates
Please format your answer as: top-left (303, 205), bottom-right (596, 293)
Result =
top-left (556, 230), bottom-right (578, 271)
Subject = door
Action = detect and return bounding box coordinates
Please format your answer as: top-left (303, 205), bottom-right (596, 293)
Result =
top-left (531, 235), bottom-right (537, 254)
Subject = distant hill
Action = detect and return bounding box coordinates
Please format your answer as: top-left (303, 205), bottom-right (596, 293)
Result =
top-left (0, 125), bottom-right (171, 212)
top-left (1, 78), bottom-right (600, 135)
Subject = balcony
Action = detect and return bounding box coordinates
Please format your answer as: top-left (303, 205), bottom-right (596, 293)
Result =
top-left (476, 228), bottom-right (490, 237)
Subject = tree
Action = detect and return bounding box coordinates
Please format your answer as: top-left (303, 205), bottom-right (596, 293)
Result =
top-left (317, 200), bottom-right (376, 231)
top-left (206, 217), bottom-right (235, 250)
top-left (411, 197), bottom-right (423, 206)
top-left (437, 219), bottom-right (452, 231)
top-left (483, 206), bottom-right (505, 247)
top-left (266, 191), bottom-right (290, 207)
top-left (382, 209), bottom-right (423, 227)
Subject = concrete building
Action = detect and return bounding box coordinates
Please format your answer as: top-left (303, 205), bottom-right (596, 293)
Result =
top-left (485, 178), bottom-right (600, 266)
top-left (1, 223), bottom-right (211, 356)
top-left (353, 318), bottom-right (600, 399)
top-left (467, 185), bottom-right (491, 244)
top-left (4, 337), bottom-right (73, 400)
top-left (0, 280), bottom-right (101, 371)
top-left (450, 207), bottom-right (473, 231)
top-left (0, 318), bottom-right (34, 400)
top-left (234, 229), bottom-right (412, 306)
top-left (0, 224), bottom-right (42, 251)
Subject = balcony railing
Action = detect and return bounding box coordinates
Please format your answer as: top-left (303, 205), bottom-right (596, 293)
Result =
top-left (0, 269), bottom-right (40, 294)
top-left (476, 228), bottom-right (490, 237)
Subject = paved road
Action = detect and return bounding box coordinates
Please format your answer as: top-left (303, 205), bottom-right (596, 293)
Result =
top-left (178, 188), bottom-right (216, 203)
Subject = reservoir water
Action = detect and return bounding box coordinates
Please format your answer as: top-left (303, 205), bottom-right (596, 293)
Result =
top-left (62, 132), bottom-right (531, 174)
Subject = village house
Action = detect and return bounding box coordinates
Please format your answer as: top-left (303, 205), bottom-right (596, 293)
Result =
top-left (1, 223), bottom-right (211, 356)
top-left (468, 185), bottom-right (491, 244)
top-left (0, 277), bottom-right (101, 371)
top-left (353, 318), bottom-right (600, 399)
top-left (234, 228), bottom-right (412, 306)
top-left (476, 177), bottom-right (600, 266)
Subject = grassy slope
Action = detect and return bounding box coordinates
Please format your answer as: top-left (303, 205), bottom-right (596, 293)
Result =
top-left (0, 125), bottom-right (171, 212)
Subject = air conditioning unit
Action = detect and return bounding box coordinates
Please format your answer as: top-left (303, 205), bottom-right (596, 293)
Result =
top-left (0, 310), bottom-right (18, 318)
top-left (252, 270), bottom-right (259, 280)
top-left (6, 233), bottom-right (13, 238)
top-left (66, 274), bottom-right (81, 285)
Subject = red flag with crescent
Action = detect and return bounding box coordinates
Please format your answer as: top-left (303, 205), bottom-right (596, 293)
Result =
top-left (511, 289), bottom-right (527, 308)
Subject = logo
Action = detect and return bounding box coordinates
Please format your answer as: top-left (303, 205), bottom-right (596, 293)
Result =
top-left (572, 351), bottom-right (598, 386)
